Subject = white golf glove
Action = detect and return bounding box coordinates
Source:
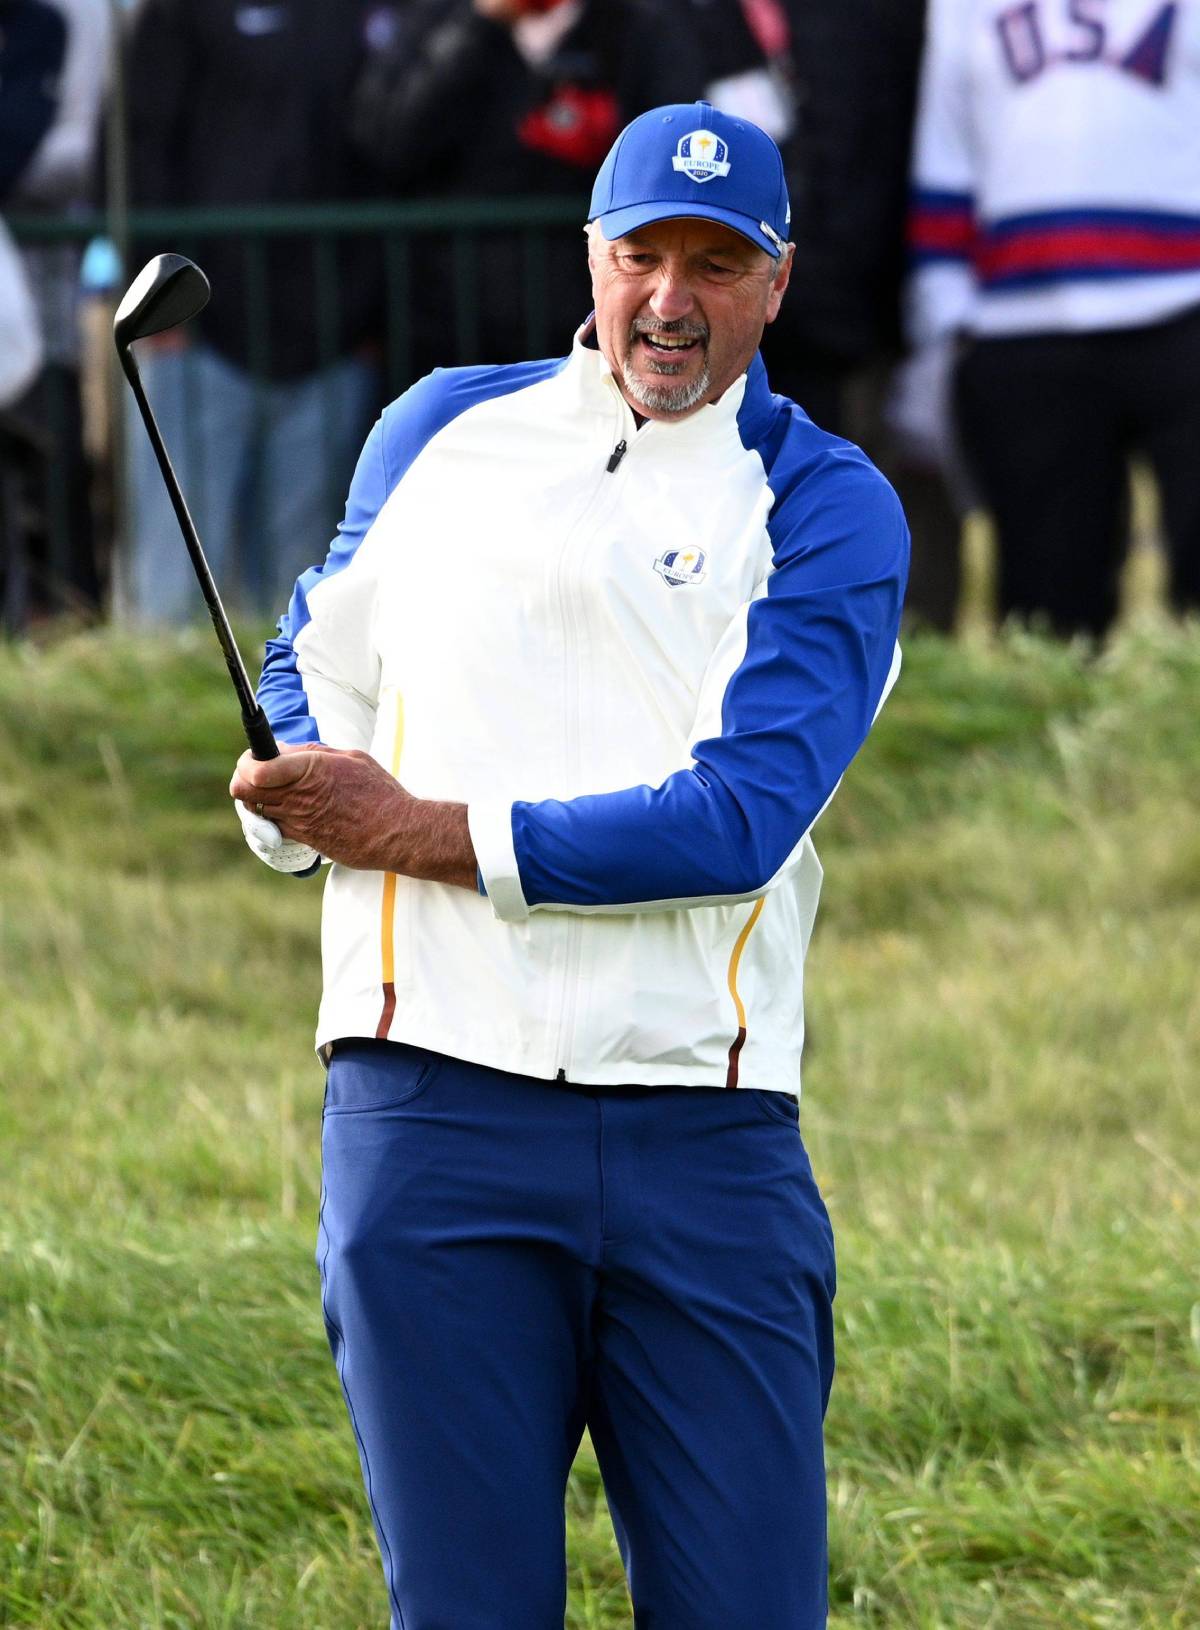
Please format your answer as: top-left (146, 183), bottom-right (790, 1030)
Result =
top-left (884, 335), bottom-right (960, 471)
top-left (236, 801), bottom-right (322, 875)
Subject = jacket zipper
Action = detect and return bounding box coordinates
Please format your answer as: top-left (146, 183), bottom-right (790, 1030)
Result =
top-left (551, 404), bottom-right (635, 1080)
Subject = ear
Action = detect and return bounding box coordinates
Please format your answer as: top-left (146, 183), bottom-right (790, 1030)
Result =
top-left (586, 221), bottom-right (611, 304)
top-left (763, 244), bottom-right (794, 325)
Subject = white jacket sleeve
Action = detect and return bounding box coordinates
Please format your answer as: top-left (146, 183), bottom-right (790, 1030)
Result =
top-left (904, 0), bottom-right (979, 348)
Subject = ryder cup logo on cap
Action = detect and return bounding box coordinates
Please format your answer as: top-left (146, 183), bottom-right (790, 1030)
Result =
top-left (588, 100), bottom-right (790, 259)
top-left (672, 129), bottom-right (730, 184)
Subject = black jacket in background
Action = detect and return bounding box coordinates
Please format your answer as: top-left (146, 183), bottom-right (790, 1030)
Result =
top-left (0, 0), bottom-right (66, 199)
top-left (786, 0), bottom-right (925, 365)
top-left (351, 0), bottom-right (707, 364)
top-left (688, 0), bottom-right (925, 368)
top-left (125, 0), bottom-right (399, 379)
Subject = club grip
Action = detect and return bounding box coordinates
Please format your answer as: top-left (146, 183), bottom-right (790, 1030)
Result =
top-left (243, 706), bottom-right (279, 761)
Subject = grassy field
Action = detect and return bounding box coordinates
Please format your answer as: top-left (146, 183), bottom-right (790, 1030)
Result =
top-left (1, 623), bottom-right (1198, 1628)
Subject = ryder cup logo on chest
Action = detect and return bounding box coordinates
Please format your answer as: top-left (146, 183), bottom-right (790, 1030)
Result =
top-left (654, 547), bottom-right (709, 588)
top-left (672, 129), bottom-right (731, 184)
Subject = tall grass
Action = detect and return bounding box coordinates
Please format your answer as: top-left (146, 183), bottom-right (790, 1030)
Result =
top-left (1, 625), bottom-right (1198, 1628)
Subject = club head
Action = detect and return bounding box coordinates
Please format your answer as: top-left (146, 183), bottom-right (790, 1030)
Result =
top-left (113, 254), bottom-right (211, 352)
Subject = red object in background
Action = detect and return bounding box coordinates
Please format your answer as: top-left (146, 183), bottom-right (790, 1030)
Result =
top-left (518, 84), bottom-right (621, 168)
top-left (739, 0), bottom-right (791, 59)
top-left (513, 0), bottom-right (572, 13)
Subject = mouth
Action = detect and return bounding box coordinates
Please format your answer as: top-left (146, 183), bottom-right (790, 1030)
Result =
top-left (630, 321), bottom-right (708, 372)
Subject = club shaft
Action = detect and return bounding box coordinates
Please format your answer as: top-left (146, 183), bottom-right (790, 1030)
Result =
top-left (119, 348), bottom-right (278, 760)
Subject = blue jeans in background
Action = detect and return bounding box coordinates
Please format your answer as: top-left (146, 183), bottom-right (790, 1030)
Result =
top-left (124, 339), bottom-right (377, 624)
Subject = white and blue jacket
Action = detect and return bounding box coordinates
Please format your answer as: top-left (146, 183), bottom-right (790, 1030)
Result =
top-left (259, 322), bottom-right (909, 1095)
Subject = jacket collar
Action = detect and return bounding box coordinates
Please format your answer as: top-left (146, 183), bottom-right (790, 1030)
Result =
top-left (565, 316), bottom-right (774, 447)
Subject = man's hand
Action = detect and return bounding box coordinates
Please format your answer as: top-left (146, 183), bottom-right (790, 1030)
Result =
top-left (230, 743), bottom-right (410, 871)
top-left (229, 744), bottom-right (478, 889)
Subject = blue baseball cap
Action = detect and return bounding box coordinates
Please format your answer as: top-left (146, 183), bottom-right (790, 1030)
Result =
top-left (588, 101), bottom-right (791, 260)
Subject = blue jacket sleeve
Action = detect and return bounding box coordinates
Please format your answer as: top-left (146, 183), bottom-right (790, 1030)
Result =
top-left (258, 415), bottom-right (390, 746)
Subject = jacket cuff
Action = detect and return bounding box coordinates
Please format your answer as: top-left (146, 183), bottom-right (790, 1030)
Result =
top-left (467, 800), bottom-right (529, 922)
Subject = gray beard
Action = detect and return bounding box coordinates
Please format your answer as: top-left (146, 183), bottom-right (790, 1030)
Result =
top-left (621, 354), bottom-right (712, 416)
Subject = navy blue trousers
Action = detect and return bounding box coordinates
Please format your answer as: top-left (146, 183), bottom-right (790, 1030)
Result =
top-left (318, 1041), bottom-right (836, 1629)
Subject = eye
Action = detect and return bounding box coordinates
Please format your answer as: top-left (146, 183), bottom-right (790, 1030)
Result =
top-left (619, 252), bottom-right (657, 269)
top-left (699, 259), bottom-right (739, 277)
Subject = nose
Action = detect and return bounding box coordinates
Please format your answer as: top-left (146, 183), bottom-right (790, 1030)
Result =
top-left (648, 268), bottom-right (696, 323)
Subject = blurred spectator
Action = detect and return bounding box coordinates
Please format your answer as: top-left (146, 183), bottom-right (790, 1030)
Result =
top-left (1, 0), bottom-right (65, 189)
top-left (120, 0), bottom-right (402, 624)
top-left (351, 0), bottom-right (706, 366)
top-left (0, 222), bottom-right (43, 411)
top-left (1, 0), bottom-right (65, 631)
top-left (690, 1), bottom-right (920, 423)
top-left (0, 0), bottom-right (60, 385)
top-left (900, 0), bottom-right (1200, 639)
top-left (8, 0), bottom-right (112, 622)
top-left (0, 0), bottom-right (65, 197)
top-left (0, 213), bottom-right (48, 632)
top-left (693, 0), bottom-right (962, 630)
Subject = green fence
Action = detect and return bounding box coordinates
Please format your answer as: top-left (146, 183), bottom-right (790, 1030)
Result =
top-left (4, 197), bottom-right (587, 626)
top-left (10, 196), bottom-right (589, 385)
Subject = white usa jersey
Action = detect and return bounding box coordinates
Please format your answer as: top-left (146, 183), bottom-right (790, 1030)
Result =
top-left (906, 0), bottom-right (1200, 342)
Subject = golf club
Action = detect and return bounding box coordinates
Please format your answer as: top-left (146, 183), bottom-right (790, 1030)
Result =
top-left (114, 253), bottom-right (278, 761)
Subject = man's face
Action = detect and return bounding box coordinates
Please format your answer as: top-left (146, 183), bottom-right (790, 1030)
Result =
top-left (588, 218), bottom-right (793, 422)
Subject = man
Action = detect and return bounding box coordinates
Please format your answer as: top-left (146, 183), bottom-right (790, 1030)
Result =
top-left (9, 0), bottom-right (112, 619)
top-left (1, 0), bottom-right (65, 629)
top-left (690, 0), bottom-right (962, 631)
top-left (350, 0), bottom-right (704, 369)
top-left (231, 102), bottom-right (908, 1629)
top-left (0, 0), bottom-right (65, 199)
top-left (687, 0), bottom-right (925, 425)
top-left (899, 0), bottom-right (1200, 637)
top-left (120, 0), bottom-right (400, 622)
